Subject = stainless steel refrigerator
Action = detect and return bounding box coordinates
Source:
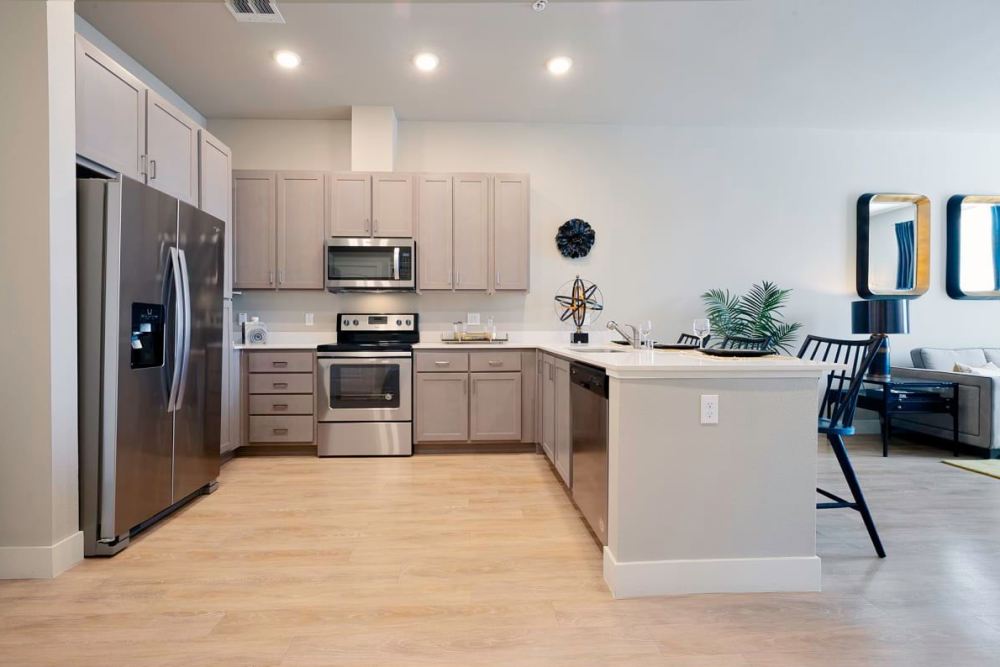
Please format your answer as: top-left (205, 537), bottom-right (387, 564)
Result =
top-left (78, 176), bottom-right (224, 556)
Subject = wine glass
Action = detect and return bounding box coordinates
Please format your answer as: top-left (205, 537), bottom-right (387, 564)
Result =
top-left (639, 320), bottom-right (654, 349)
top-left (692, 318), bottom-right (711, 347)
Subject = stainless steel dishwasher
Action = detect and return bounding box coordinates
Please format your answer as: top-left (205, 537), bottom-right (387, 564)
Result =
top-left (570, 362), bottom-right (609, 546)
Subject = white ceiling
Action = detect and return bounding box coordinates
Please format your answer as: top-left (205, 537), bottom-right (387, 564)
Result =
top-left (76, 0), bottom-right (1000, 130)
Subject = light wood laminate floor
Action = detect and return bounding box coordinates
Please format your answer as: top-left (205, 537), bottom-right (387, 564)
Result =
top-left (3, 435), bottom-right (1000, 666)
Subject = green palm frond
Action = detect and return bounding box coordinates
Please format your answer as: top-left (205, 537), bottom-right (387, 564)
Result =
top-left (700, 281), bottom-right (803, 352)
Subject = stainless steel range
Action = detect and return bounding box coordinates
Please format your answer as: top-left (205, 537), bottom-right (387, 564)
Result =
top-left (316, 313), bottom-right (418, 456)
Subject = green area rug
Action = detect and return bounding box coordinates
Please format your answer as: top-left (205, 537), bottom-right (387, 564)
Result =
top-left (942, 459), bottom-right (1000, 480)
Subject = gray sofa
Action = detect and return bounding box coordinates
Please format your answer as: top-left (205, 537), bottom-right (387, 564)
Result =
top-left (891, 347), bottom-right (1000, 458)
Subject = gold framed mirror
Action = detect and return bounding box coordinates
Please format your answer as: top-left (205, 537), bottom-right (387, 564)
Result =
top-left (856, 193), bottom-right (930, 299)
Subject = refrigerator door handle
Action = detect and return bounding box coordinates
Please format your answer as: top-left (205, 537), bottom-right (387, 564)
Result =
top-left (167, 247), bottom-right (185, 412)
top-left (175, 248), bottom-right (193, 410)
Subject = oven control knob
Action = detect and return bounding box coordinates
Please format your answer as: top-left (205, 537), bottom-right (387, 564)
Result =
top-left (342, 318), bottom-right (349, 327)
top-left (396, 319), bottom-right (402, 326)
top-left (405, 319), bottom-right (412, 325)
top-left (353, 319), bottom-right (359, 326)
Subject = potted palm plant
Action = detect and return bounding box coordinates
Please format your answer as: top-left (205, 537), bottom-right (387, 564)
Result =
top-left (700, 281), bottom-right (803, 354)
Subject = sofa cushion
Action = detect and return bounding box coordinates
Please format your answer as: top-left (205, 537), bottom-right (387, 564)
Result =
top-left (983, 349), bottom-right (1000, 366)
top-left (916, 348), bottom-right (988, 371)
top-left (954, 361), bottom-right (1000, 376)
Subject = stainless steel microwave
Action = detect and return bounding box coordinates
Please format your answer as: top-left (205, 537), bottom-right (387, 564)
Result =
top-left (325, 238), bottom-right (415, 292)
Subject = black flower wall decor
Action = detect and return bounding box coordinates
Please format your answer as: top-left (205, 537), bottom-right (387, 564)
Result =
top-left (555, 218), bottom-right (596, 259)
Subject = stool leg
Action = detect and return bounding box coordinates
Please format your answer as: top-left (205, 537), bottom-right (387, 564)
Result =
top-left (828, 433), bottom-right (886, 558)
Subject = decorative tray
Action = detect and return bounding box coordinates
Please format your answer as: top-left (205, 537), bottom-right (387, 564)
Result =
top-left (698, 348), bottom-right (776, 358)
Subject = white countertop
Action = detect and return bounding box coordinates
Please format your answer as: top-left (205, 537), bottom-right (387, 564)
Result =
top-left (235, 330), bottom-right (832, 379)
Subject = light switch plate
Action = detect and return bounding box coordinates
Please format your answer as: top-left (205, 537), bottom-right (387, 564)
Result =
top-left (701, 394), bottom-right (719, 424)
top-left (305, 313), bottom-right (314, 326)
top-left (467, 312), bottom-right (481, 325)
top-left (238, 312), bottom-right (248, 325)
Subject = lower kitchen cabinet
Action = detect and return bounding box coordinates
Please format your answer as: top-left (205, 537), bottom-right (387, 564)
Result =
top-left (540, 353), bottom-right (571, 485)
top-left (243, 350), bottom-right (316, 447)
top-left (414, 373), bottom-right (469, 442)
top-left (414, 351), bottom-right (530, 445)
top-left (470, 372), bottom-right (522, 441)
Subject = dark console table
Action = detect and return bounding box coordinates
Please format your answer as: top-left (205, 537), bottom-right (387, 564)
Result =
top-left (856, 378), bottom-right (959, 457)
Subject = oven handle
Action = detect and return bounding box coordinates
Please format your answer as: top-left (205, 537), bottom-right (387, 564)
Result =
top-left (317, 357), bottom-right (413, 366)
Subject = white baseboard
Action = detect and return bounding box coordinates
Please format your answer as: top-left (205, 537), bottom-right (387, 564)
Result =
top-left (0, 531), bottom-right (83, 579)
top-left (603, 548), bottom-right (821, 599)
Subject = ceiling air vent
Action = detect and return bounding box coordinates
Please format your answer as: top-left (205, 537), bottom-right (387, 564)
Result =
top-left (226, 0), bottom-right (285, 24)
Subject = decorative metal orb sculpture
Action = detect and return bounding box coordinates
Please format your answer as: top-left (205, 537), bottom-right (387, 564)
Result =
top-left (555, 218), bottom-right (596, 259)
top-left (554, 275), bottom-right (604, 343)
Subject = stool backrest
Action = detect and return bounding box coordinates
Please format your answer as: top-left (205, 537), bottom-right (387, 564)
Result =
top-left (797, 334), bottom-right (882, 429)
top-left (718, 335), bottom-right (772, 351)
top-left (677, 333), bottom-right (711, 347)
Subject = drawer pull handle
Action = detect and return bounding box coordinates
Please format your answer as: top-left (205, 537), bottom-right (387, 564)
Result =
top-left (273, 382), bottom-right (288, 389)
top-left (272, 361), bottom-right (288, 367)
top-left (273, 428), bottom-right (289, 435)
top-left (273, 404), bottom-right (288, 411)
top-left (488, 360), bottom-right (503, 366)
top-left (434, 361), bottom-right (451, 366)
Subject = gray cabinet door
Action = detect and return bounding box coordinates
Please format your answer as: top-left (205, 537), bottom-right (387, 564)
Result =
top-left (75, 35), bottom-right (145, 179)
top-left (329, 173), bottom-right (372, 237)
top-left (414, 373), bottom-right (469, 442)
top-left (470, 372), bottom-right (522, 442)
top-left (416, 174), bottom-right (453, 290)
top-left (198, 130), bottom-right (232, 297)
top-left (453, 174), bottom-right (490, 290)
top-left (492, 174), bottom-right (530, 291)
top-left (233, 171), bottom-right (276, 289)
top-left (372, 173), bottom-right (414, 237)
top-left (540, 355), bottom-right (555, 461)
top-left (146, 89), bottom-right (200, 205)
top-left (553, 360), bottom-right (571, 485)
top-left (277, 172), bottom-right (326, 289)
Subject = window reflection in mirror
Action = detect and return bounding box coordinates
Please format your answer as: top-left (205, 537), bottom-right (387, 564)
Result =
top-left (947, 195), bottom-right (1000, 299)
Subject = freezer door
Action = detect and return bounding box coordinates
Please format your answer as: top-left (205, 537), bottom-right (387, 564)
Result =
top-left (173, 202), bottom-right (224, 499)
top-left (109, 177), bottom-right (179, 538)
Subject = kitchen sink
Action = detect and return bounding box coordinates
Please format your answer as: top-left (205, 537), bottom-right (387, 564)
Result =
top-left (574, 348), bottom-right (630, 354)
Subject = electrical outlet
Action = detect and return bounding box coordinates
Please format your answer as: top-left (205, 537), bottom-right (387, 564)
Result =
top-left (700, 394), bottom-right (719, 425)
top-left (305, 313), bottom-right (314, 326)
top-left (467, 312), bottom-right (481, 325)
top-left (238, 312), bottom-right (248, 325)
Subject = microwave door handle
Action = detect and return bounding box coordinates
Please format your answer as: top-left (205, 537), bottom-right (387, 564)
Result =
top-left (393, 247), bottom-right (400, 281)
top-left (167, 247), bottom-right (184, 412)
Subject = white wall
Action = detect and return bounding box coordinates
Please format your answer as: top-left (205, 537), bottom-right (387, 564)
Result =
top-left (210, 118), bottom-right (1000, 365)
top-left (75, 15), bottom-right (205, 126)
top-left (0, 0), bottom-right (82, 579)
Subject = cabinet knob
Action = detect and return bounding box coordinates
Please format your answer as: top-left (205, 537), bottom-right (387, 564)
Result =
top-left (273, 382), bottom-right (288, 389)
top-left (434, 360), bottom-right (451, 366)
top-left (273, 428), bottom-right (288, 435)
top-left (488, 360), bottom-right (503, 367)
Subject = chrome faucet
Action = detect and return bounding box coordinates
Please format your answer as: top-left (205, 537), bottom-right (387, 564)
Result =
top-left (607, 320), bottom-right (641, 349)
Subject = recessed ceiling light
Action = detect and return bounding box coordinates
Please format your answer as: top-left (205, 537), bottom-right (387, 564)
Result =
top-left (273, 50), bottom-right (301, 69)
top-left (413, 52), bottom-right (440, 73)
top-left (546, 56), bottom-right (573, 76)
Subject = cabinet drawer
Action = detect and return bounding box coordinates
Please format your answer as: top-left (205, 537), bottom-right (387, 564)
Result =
top-left (248, 415), bottom-right (314, 443)
top-left (247, 351), bottom-right (314, 373)
top-left (415, 352), bottom-right (469, 373)
top-left (248, 373), bottom-right (314, 394)
top-left (470, 351), bottom-right (522, 372)
top-left (248, 394), bottom-right (314, 416)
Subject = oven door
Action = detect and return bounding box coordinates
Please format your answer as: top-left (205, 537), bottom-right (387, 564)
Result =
top-left (326, 238), bottom-right (415, 291)
top-left (317, 355), bottom-right (412, 422)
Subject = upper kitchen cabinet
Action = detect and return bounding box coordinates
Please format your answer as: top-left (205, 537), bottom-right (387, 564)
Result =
top-left (453, 174), bottom-right (490, 291)
top-left (329, 173), bottom-right (415, 238)
top-left (233, 171), bottom-right (276, 290)
top-left (416, 174), bottom-right (453, 290)
top-left (329, 173), bottom-right (372, 237)
top-left (75, 35), bottom-right (145, 180)
top-left (276, 172), bottom-right (327, 289)
top-left (198, 130), bottom-right (233, 296)
top-left (492, 174), bottom-right (530, 291)
top-left (146, 90), bottom-right (199, 205)
top-left (372, 174), bottom-right (415, 237)
top-left (233, 170), bottom-right (327, 291)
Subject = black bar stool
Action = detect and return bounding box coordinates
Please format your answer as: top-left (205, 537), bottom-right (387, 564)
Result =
top-left (677, 333), bottom-right (711, 347)
top-left (798, 334), bottom-right (886, 558)
top-left (717, 335), bottom-right (772, 350)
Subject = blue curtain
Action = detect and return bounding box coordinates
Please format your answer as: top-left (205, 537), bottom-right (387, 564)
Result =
top-left (895, 220), bottom-right (915, 290)
top-left (992, 206), bottom-right (1000, 291)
